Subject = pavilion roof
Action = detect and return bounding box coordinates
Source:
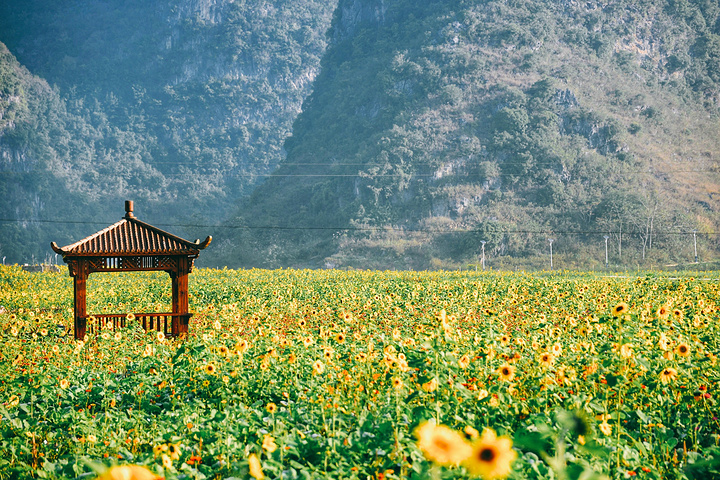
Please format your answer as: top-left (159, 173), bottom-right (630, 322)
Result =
top-left (51, 202), bottom-right (211, 256)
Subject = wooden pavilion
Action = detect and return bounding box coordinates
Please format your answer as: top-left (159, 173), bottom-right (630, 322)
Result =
top-left (51, 201), bottom-right (211, 340)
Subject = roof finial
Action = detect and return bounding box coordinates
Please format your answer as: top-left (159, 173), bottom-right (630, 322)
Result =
top-left (124, 200), bottom-right (135, 219)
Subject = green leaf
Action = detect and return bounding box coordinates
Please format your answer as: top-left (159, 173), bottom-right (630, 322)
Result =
top-left (513, 430), bottom-right (552, 455)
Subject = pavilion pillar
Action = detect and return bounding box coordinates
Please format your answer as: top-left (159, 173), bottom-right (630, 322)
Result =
top-left (171, 256), bottom-right (190, 337)
top-left (71, 259), bottom-right (88, 340)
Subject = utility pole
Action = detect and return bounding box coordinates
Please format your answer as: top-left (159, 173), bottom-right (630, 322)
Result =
top-left (548, 238), bottom-right (554, 270)
top-left (604, 235), bottom-right (609, 268)
top-left (480, 241), bottom-right (486, 271)
top-left (693, 231), bottom-right (698, 263)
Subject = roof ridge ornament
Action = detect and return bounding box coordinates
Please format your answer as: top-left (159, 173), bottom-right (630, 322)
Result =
top-left (124, 200), bottom-right (135, 219)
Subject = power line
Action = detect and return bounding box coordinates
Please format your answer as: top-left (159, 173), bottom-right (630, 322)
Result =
top-left (0, 169), bottom-right (716, 178)
top-left (0, 217), bottom-right (717, 236)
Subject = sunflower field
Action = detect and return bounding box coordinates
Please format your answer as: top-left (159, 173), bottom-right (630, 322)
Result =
top-left (0, 265), bottom-right (719, 480)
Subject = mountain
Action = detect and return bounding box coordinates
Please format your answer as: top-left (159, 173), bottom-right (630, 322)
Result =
top-left (0, 0), bottom-right (335, 264)
top-left (217, 0), bottom-right (720, 270)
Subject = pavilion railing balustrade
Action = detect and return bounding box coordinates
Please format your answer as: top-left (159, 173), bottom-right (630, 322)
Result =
top-left (82, 312), bottom-right (192, 337)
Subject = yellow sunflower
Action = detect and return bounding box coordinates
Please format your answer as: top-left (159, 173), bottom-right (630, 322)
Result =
top-left (612, 302), bottom-right (629, 317)
top-left (676, 342), bottom-right (691, 357)
top-left (262, 434), bottom-right (277, 453)
top-left (312, 360), bottom-right (325, 375)
top-left (235, 339), bottom-right (250, 353)
top-left (538, 352), bottom-right (554, 368)
top-left (659, 367), bottom-right (678, 384)
top-left (421, 378), bottom-right (438, 393)
top-left (167, 442), bottom-right (181, 461)
top-left (463, 428), bottom-right (516, 479)
top-left (415, 421), bottom-right (472, 466)
top-left (96, 465), bottom-right (162, 480)
top-left (248, 453), bottom-right (264, 480)
top-left (598, 420), bottom-right (612, 436)
top-left (619, 343), bottom-right (634, 359)
top-left (497, 363), bottom-right (516, 382)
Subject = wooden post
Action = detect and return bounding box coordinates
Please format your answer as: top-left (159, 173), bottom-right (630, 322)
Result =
top-left (71, 259), bottom-right (88, 340)
top-left (176, 256), bottom-right (190, 337)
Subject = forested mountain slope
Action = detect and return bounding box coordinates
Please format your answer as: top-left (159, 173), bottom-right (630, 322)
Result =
top-left (0, 0), bottom-right (335, 263)
top-left (218, 0), bottom-right (720, 270)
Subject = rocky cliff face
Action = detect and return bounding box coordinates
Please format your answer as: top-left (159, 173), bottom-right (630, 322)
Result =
top-left (0, 0), bottom-right (337, 263)
top-left (219, 0), bottom-right (720, 270)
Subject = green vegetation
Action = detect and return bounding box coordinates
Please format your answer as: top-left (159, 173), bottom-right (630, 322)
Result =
top-left (1, 266), bottom-right (720, 478)
top-left (221, 0), bottom-right (720, 270)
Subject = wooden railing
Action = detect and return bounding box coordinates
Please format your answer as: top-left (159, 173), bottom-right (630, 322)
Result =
top-left (83, 312), bottom-right (193, 337)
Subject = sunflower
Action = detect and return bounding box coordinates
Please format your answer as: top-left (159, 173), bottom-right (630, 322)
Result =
top-left (335, 332), bottom-right (346, 344)
top-left (205, 363), bottom-right (217, 375)
top-left (612, 302), bottom-right (629, 317)
top-left (497, 364), bottom-right (516, 382)
top-left (167, 442), bottom-right (181, 460)
top-left (458, 354), bottom-right (471, 369)
top-left (266, 402), bottom-right (277, 414)
top-left (463, 428), bottom-right (516, 479)
top-left (96, 465), bottom-right (162, 480)
top-left (619, 343), bottom-right (634, 359)
top-left (312, 360), bottom-right (325, 375)
top-left (421, 378), bottom-right (438, 393)
top-left (676, 342), bottom-right (691, 357)
top-left (464, 425), bottom-right (480, 440)
top-left (538, 352), bottom-right (554, 368)
top-left (248, 453), bottom-right (264, 480)
top-left (162, 454), bottom-right (173, 469)
top-left (153, 443), bottom-right (168, 457)
top-left (659, 367), bottom-right (678, 384)
top-left (262, 434), bottom-right (277, 453)
top-left (672, 308), bottom-right (683, 320)
top-left (598, 420), bottom-right (612, 436)
top-left (302, 336), bottom-right (314, 347)
top-left (656, 305), bottom-right (670, 320)
top-left (391, 377), bottom-right (404, 390)
top-left (392, 328), bottom-right (402, 341)
top-left (235, 339), bottom-right (250, 353)
top-left (59, 379), bottom-right (69, 389)
top-left (415, 421), bottom-right (472, 466)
